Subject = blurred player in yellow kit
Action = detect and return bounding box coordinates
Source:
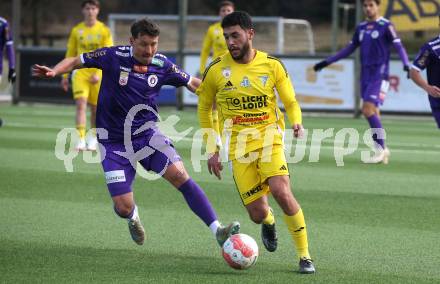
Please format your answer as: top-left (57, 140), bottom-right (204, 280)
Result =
top-left (61, 0), bottom-right (113, 150)
top-left (197, 11), bottom-right (315, 274)
top-left (199, 1), bottom-right (234, 135)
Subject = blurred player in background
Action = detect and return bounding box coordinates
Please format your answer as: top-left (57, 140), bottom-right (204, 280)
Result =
top-left (0, 16), bottom-right (15, 84)
top-left (410, 15), bottom-right (440, 129)
top-left (62, 0), bottom-right (113, 151)
top-left (197, 11), bottom-right (315, 274)
top-left (313, 0), bottom-right (410, 164)
top-left (199, 1), bottom-right (235, 75)
top-left (33, 18), bottom-right (239, 248)
top-left (0, 16), bottom-right (16, 128)
top-left (199, 1), bottom-right (235, 137)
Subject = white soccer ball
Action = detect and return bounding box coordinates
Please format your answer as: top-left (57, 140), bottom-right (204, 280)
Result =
top-left (222, 233), bottom-right (259, 270)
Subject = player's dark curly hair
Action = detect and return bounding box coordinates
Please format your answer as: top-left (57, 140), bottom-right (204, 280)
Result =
top-left (131, 18), bottom-right (160, 38)
top-left (221, 11), bottom-right (253, 30)
top-left (81, 0), bottom-right (100, 8)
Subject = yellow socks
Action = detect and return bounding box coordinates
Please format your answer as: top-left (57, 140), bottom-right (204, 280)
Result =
top-left (262, 207), bottom-right (275, 225)
top-left (283, 208), bottom-right (311, 260)
top-left (76, 124), bottom-right (86, 139)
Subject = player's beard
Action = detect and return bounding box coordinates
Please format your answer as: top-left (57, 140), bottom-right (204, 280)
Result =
top-left (230, 41), bottom-right (250, 61)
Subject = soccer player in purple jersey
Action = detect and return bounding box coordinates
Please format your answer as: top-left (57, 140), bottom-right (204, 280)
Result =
top-left (410, 15), bottom-right (440, 129)
top-left (0, 16), bottom-right (16, 127)
top-left (0, 16), bottom-right (15, 84)
top-left (313, 0), bottom-right (410, 164)
top-left (32, 18), bottom-right (240, 247)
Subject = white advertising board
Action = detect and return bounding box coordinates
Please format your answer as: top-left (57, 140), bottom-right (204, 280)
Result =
top-left (381, 61), bottom-right (430, 112)
top-left (183, 55), bottom-right (431, 113)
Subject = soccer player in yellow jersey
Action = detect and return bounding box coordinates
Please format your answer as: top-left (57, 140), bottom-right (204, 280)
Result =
top-left (197, 11), bottom-right (315, 274)
top-left (199, 1), bottom-right (234, 137)
top-left (61, 0), bottom-right (113, 151)
top-left (199, 1), bottom-right (234, 75)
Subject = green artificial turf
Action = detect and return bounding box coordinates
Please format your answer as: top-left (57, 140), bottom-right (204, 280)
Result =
top-left (0, 104), bottom-right (439, 283)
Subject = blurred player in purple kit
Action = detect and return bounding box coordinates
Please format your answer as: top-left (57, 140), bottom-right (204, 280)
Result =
top-left (0, 16), bottom-right (16, 128)
top-left (0, 16), bottom-right (15, 85)
top-left (313, 0), bottom-right (410, 164)
top-left (32, 18), bottom-right (239, 247)
top-left (410, 15), bottom-right (440, 128)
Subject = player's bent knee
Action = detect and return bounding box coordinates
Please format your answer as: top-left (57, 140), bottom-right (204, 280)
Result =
top-left (164, 163), bottom-right (190, 188)
top-left (114, 203), bottom-right (134, 218)
top-left (362, 104), bottom-right (376, 117)
top-left (112, 193), bottom-right (135, 218)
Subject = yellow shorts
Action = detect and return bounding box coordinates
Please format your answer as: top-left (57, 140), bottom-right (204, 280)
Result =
top-left (72, 68), bottom-right (102, 105)
top-left (230, 144), bottom-right (289, 206)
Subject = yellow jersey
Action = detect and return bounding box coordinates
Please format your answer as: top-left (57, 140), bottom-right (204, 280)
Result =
top-left (64, 21), bottom-right (113, 78)
top-left (197, 50), bottom-right (302, 160)
top-left (199, 22), bottom-right (228, 75)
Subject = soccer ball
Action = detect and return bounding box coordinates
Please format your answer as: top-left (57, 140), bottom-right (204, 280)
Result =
top-left (222, 233), bottom-right (259, 270)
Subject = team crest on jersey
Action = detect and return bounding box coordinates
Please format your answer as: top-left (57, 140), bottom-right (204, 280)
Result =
top-left (371, 30), bottom-right (379, 39)
top-left (259, 75), bottom-right (268, 87)
top-left (222, 67), bottom-right (231, 79)
top-left (119, 71), bottom-right (129, 86)
top-left (240, 76), bottom-right (251, 88)
top-left (147, 74), bottom-right (158, 87)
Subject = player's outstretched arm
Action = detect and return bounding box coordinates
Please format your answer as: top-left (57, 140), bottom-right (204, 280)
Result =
top-left (32, 56), bottom-right (82, 78)
top-left (314, 41), bottom-right (358, 72)
top-left (410, 68), bottom-right (440, 98)
top-left (187, 77), bottom-right (201, 93)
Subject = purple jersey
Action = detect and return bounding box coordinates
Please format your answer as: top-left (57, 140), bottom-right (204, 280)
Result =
top-left (0, 17), bottom-right (15, 71)
top-left (81, 46), bottom-right (191, 141)
top-left (327, 17), bottom-right (409, 81)
top-left (412, 36), bottom-right (440, 87)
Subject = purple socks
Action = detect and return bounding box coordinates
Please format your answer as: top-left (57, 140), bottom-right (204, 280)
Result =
top-left (178, 179), bottom-right (217, 226)
top-left (367, 114), bottom-right (385, 149)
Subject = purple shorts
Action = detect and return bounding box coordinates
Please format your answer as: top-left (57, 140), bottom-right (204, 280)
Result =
top-left (361, 65), bottom-right (389, 106)
top-left (361, 79), bottom-right (389, 106)
top-left (428, 96), bottom-right (440, 128)
top-left (99, 130), bottom-right (181, 197)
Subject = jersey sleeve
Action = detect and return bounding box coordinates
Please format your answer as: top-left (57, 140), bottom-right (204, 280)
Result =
top-left (412, 44), bottom-right (431, 72)
top-left (196, 67), bottom-right (220, 153)
top-left (273, 59), bottom-right (302, 125)
top-left (199, 25), bottom-right (214, 75)
top-left (65, 27), bottom-right (77, 58)
top-left (104, 26), bottom-right (114, 47)
top-left (80, 47), bottom-right (113, 71)
top-left (63, 27), bottom-right (77, 79)
top-left (326, 26), bottom-right (359, 65)
top-left (387, 22), bottom-right (410, 66)
top-left (163, 59), bottom-right (191, 87)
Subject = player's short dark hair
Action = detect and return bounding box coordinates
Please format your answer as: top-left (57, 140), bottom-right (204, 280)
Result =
top-left (219, 1), bottom-right (235, 10)
top-left (131, 18), bottom-right (160, 38)
top-left (81, 0), bottom-right (100, 8)
top-left (221, 11), bottom-right (253, 30)
top-left (363, 0), bottom-right (380, 5)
